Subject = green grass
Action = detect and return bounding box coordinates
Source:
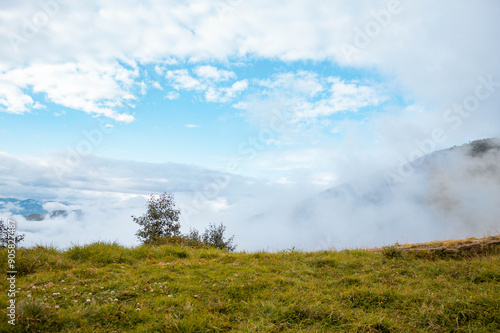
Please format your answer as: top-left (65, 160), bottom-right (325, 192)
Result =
top-left (1, 239), bottom-right (500, 332)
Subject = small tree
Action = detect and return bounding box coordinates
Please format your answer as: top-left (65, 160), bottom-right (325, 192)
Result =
top-left (0, 218), bottom-right (25, 248)
top-left (201, 223), bottom-right (236, 251)
top-left (133, 193), bottom-right (181, 245)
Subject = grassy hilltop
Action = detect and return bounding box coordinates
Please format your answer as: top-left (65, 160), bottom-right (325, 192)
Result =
top-left (1, 236), bottom-right (500, 332)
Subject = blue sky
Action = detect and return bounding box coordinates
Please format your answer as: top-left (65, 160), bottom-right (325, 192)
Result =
top-left (1, 0), bottom-right (500, 249)
top-left (0, 59), bottom-right (394, 173)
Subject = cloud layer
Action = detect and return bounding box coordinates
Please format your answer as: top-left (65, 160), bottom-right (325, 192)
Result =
top-left (1, 0), bottom-right (499, 127)
top-left (3, 140), bottom-right (500, 251)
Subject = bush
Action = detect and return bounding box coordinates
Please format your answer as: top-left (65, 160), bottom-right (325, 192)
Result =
top-left (382, 245), bottom-right (404, 259)
top-left (133, 193), bottom-right (181, 245)
top-left (17, 298), bottom-right (53, 329)
top-left (187, 228), bottom-right (202, 243)
top-left (188, 223), bottom-right (236, 252)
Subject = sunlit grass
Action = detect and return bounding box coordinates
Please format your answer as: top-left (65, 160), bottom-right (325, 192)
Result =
top-left (1, 237), bottom-right (499, 332)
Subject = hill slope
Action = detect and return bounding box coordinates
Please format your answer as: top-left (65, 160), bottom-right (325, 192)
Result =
top-left (289, 138), bottom-right (500, 249)
top-left (1, 236), bottom-right (500, 332)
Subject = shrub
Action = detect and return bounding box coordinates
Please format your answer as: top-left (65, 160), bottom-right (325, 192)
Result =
top-left (187, 228), bottom-right (202, 243)
top-left (17, 298), bottom-right (52, 329)
top-left (199, 223), bottom-right (236, 252)
top-left (382, 245), bottom-right (404, 259)
top-left (187, 223), bottom-right (236, 251)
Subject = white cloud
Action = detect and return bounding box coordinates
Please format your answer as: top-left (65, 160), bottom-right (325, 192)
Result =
top-left (243, 71), bottom-right (383, 123)
top-left (259, 71), bottom-right (325, 97)
top-left (0, 61), bottom-right (137, 122)
top-left (185, 124), bottom-right (199, 128)
top-left (165, 66), bottom-right (247, 103)
top-left (0, 0), bottom-right (498, 129)
top-left (0, 151), bottom-right (252, 201)
top-left (154, 65), bottom-right (166, 75)
top-left (0, 80), bottom-right (34, 113)
top-left (165, 91), bottom-right (180, 100)
top-left (194, 65), bottom-right (236, 82)
top-left (166, 69), bottom-right (204, 90)
top-left (43, 201), bottom-right (81, 211)
top-left (276, 177), bottom-right (294, 185)
top-left (0, 201), bottom-right (22, 215)
top-left (299, 77), bottom-right (384, 118)
top-left (205, 79), bottom-right (248, 103)
top-left (224, 79), bottom-right (248, 97)
top-left (311, 173), bottom-right (337, 187)
top-left (32, 101), bottom-right (46, 109)
top-left (206, 197), bottom-right (230, 212)
top-left (150, 80), bottom-right (162, 90)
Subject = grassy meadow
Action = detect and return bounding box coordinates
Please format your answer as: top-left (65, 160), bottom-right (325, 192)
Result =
top-left (1, 236), bottom-right (500, 332)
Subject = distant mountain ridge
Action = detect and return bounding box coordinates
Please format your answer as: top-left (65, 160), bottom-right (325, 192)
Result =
top-left (0, 198), bottom-right (82, 221)
top-left (317, 137), bottom-right (500, 206)
top-left (0, 198), bottom-right (47, 216)
top-left (287, 138), bottom-right (500, 248)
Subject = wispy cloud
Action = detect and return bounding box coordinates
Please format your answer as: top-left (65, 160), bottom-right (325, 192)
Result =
top-left (236, 71), bottom-right (384, 132)
top-left (164, 91), bottom-right (180, 100)
top-left (165, 66), bottom-right (248, 103)
top-left (194, 65), bottom-right (236, 82)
